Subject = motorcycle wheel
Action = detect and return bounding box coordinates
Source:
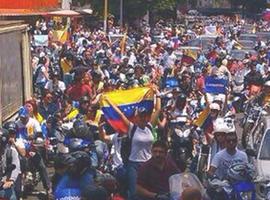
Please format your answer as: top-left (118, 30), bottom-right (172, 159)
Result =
top-left (197, 154), bottom-right (208, 183)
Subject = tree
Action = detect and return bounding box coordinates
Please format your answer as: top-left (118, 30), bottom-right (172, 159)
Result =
top-left (90, 0), bottom-right (179, 24)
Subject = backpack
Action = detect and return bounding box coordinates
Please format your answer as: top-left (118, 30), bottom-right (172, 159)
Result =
top-left (5, 147), bottom-right (13, 179)
top-left (120, 124), bottom-right (152, 165)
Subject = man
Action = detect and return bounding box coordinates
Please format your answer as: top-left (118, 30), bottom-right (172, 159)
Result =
top-left (0, 127), bottom-right (21, 200)
top-left (44, 70), bottom-right (66, 93)
top-left (208, 132), bottom-right (248, 180)
top-left (15, 106), bottom-right (52, 195)
top-left (136, 141), bottom-right (179, 200)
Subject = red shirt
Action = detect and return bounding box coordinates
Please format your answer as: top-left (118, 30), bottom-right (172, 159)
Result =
top-left (67, 83), bottom-right (92, 101)
top-left (196, 75), bottom-right (205, 93)
top-left (137, 156), bottom-right (179, 197)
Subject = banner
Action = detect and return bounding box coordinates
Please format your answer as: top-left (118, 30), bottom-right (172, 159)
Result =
top-left (165, 77), bottom-right (179, 88)
top-left (33, 35), bottom-right (48, 46)
top-left (204, 76), bottom-right (228, 94)
top-left (205, 26), bottom-right (217, 36)
top-left (100, 87), bottom-right (154, 134)
top-left (52, 28), bottom-right (68, 43)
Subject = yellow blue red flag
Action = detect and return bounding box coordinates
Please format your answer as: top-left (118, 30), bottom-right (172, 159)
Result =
top-left (100, 87), bottom-right (154, 134)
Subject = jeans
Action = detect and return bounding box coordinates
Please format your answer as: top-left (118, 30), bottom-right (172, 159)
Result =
top-left (29, 152), bottom-right (51, 190)
top-left (0, 186), bottom-right (17, 200)
top-left (127, 161), bottom-right (143, 200)
top-left (63, 74), bottom-right (73, 88)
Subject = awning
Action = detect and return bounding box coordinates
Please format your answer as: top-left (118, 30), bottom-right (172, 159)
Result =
top-left (47, 10), bottom-right (80, 16)
top-left (77, 9), bottom-right (93, 15)
top-left (0, 9), bottom-right (48, 16)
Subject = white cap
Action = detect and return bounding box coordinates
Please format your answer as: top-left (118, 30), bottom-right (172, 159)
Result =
top-left (210, 102), bottom-right (221, 111)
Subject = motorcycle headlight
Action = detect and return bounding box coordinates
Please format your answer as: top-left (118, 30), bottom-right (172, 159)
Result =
top-left (240, 191), bottom-right (253, 200)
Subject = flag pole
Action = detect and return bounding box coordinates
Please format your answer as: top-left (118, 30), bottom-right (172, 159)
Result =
top-left (104, 0), bottom-right (108, 34)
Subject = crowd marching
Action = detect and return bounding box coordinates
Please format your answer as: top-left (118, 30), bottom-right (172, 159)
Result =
top-left (0, 14), bottom-right (270, 200)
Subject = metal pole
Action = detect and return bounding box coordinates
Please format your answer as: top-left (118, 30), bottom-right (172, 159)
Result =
top-left (120, 0), bottom-right (123, 29)
top-left (104, 0), bottom-right (108, 34)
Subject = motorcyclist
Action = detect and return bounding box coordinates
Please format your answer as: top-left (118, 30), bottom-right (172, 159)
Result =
top-left (210, 118), bottom-right (234, 160)
top-left (54, 151), bottom-right (95, 198)
top-left (208, 131), bottom-right (248, 180)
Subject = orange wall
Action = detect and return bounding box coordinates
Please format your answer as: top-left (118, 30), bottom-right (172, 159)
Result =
top-left (0, 0), bottom-right (59, 9)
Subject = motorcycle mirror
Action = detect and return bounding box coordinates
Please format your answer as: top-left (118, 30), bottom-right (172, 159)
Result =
top-left (246, 149), bottom-right (256, 157)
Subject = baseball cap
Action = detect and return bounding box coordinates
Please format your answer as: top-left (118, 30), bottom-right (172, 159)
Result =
top-left (18, 106), bottom-right (29, 118)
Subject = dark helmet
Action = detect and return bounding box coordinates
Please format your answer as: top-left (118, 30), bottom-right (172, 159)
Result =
top-left (0, 128), bottom-right (9, 147)
top-left (3, 121), bottom-right (17, 134)
top-left (79, 95), bottom-right (90, 104)
top-left (177, 94), bottom-right (187, 102)
top-left (54, 153), bottom-right (76, 169)
top-left (68, 151), bottom-right (91, 175)
top-left (50, 69), bottom-right (60, 78)
top-left (73, 119), bottom-right (89, 137)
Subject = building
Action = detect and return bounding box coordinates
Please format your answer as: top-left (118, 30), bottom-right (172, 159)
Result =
top-left (197, 0), bottom-right (231, 9)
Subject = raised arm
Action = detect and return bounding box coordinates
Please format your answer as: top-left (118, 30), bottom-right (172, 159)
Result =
top-left (150, 87), bottom-right (161, 127)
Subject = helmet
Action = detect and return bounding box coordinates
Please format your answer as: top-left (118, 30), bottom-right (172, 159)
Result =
top-left (227, 162), bottom-right (255, 181)
top-left (264, 81), bottom-right (270, 87)
top-left (73, 119), bottom-right (90, 138)
top-left (213, 118), bottom-right (234, 133)
top-left (69, 151), bottom-right (91, 175)
top-left (3, 121), bottom-right (17, 133)
top-left (210, 103), bottom-right (221, 111)
top-left (0, 128), bottom-right (9, 147)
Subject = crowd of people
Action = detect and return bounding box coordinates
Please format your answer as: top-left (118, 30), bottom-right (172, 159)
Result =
top-left (0, 13), bottom-right (270, 200)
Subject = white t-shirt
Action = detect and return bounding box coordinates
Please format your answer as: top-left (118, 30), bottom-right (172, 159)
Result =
top-left (109, 133), bottom-right (123, 169)
top-left (45, 80), bottom-right (66, 92)
top-left (16, 117), bottom-right (42, 141)
top-left (211, 148), bottom-right (248, 179)
top-left (128, 123), bottom-right (154, 162)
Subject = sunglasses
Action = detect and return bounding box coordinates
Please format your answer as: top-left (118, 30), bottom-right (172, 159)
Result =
top-left (226, 138), bottom-right (237, 143)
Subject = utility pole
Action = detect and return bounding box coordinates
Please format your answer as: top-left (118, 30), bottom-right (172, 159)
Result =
top-left (104, 0), bottom-right (108, 34)
top-left (120, 0), bottom-right (123, 29)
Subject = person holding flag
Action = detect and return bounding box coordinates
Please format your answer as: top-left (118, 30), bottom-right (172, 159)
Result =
top-left (102, 85), bottom-right (161, 200)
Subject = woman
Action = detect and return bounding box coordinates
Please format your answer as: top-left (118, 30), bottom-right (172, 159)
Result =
top-left (104, 86), bottom-right (161, 200)
top-left (25, 99), bottom-right (44, 123)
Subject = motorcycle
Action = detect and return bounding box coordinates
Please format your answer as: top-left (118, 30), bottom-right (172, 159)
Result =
top-left (169, 172), bottom-right (206, 200)
top-left (54, 188), bottom-right (81, 200)
top-left (208, 179), bottom-right (256, 200)
top-left (207, 163), bottom-right (256, 200)
top-left (171, 125), bottom-right (194, 167)
top-left (242, 104), bottom-right (267, 149)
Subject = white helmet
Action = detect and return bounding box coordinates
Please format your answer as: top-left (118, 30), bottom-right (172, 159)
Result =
top-left (213, 118), bottom-right (235, 133)
top-left (264, 81), bottom-right (270, 87)
top-left (210, 102), bottom-right (221, 111)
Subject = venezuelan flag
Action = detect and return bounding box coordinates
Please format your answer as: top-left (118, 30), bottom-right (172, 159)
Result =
top-left (181, 49), bottom-right (197, 65)
top-left (100, 87), bottom-right (154, 134)
top-left (193, 107), bottom-right (212, 130)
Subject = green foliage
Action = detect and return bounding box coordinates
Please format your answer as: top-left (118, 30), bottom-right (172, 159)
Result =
top-left (90, 0), bottom-right (179, 21)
